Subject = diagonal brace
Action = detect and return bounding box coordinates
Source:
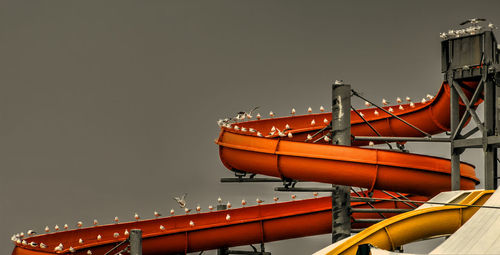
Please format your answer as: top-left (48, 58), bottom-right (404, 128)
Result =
top-left (451, 80), bottom-right (485, 140)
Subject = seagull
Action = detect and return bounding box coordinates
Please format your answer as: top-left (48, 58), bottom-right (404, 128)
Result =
top-left (242, 106), bottom-right (260, 119)
top-left (291, 108), bottom-right (296, 115)
top-left (226, 214), bottom-right (231, 221)
top-left (134, 213), bottom-right (140, 221)
top-left (396, 97), bottom-right (402, 103)
top-left (27, 230), bottom-right (36, 236)
top-left (114, 217), bottom-right (119, 223)
top-left (154, 211), bottom-right (161, 218)
top-left (217, 197), bottom-right (223, 204)
top-left (460, 18), bottom-right (487, 26)
top-left (173, 193), bottom-right (187, 208)
top-left (320, 106), bottom-right (325, 112)
top-left (307, 107), bottom-right (312, 113)
top-left (113, 232), bottom-right (119, 238)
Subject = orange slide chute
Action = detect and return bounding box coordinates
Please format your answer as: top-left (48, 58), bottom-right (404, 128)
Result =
top-left (217, 81), bottom-right (479, 197)
top-left (13, 193), bottom-right (421, 255)
top-left (12, 80), bottom-right (481, 254)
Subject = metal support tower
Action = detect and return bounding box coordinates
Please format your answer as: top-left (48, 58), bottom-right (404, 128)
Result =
top-left (443, 30), bottom-right (500, 190)
top-left (330, 82), bottom-right (352, 242)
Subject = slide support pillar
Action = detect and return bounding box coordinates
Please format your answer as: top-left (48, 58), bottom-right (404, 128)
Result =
top-left (217, 204), bottom-right (229, 255)
top-left (130, 229), bottom-right (143, 255)
top-left (331, 82), bottom-right (352, 242)
top-left (450, 76), bottom-right (461, 191)
top-left (484, 77), bottom-right (498, 190)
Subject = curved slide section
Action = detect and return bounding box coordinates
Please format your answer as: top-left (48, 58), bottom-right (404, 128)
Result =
top-left (217, 131), bottom-right (477, 197)
top-left (216, 81), bottom-right (480, 197)
top-left (313, 190), bottom-right (493, 255)
top-left (12, 194), bottom-right (418, 255)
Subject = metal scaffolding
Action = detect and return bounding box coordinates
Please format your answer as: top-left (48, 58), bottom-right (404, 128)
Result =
top-left (444, 30), bottom-right (500, 190)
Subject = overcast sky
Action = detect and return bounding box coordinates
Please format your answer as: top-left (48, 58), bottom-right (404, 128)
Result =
top-left (1, 1), bottom-right (499, 254)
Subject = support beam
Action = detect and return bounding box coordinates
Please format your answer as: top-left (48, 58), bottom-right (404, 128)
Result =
top-left (221, 178), bottom-right (287, 183)
top-left (484, 77), bottom-right (498, 190)
top-left (351, 208), bottom-right (412, 213)
top-left (450, 79), bottom-right (461, 191)
top-left (217, 204), bottom-right (229, 255)
top-left (331, 83), bottom-right (351, 242)
top-left (275, 187), bottom-right (338, 192)
top-left (129, 229), bottom-right (142, 255)
top-left (354, 136), bottom-right (449, 142)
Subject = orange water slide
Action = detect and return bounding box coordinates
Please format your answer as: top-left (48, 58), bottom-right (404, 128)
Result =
top-left (12, 80), bottom-right (481, 255)
top-left (217, 81), bottom-right (480, 197)
top-left (12, 193), bottom-right (420, 255)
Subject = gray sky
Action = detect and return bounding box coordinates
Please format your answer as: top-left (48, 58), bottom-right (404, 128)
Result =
top-left (1, 1), bottom-right (499, 254)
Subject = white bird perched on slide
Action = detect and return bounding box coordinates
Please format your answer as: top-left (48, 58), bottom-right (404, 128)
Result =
top-left (173, 193), bottom-right (187, 208)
